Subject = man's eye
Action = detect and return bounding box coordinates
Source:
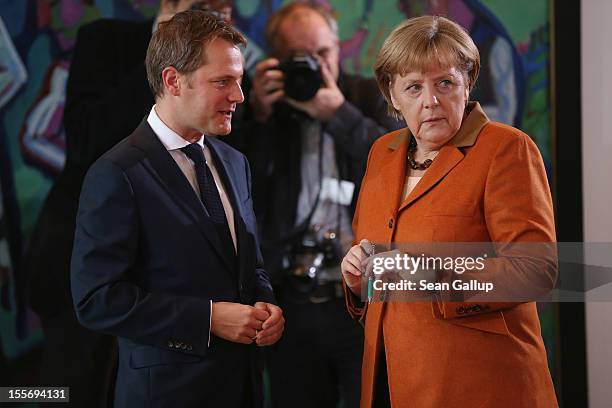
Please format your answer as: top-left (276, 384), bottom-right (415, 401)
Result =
top-left (216, 80), bottom-right (228, 86)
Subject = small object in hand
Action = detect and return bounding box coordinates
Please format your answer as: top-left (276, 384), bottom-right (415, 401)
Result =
top-left (366, 242), bottom-right (375, 302)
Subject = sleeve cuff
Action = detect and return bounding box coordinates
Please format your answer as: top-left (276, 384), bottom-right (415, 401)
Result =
top-left (208, 299), bottom-right (212, 348)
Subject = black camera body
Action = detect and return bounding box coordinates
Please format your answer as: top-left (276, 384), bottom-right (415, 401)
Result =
top-left (279, 53), bottom-right (323, 102)
top-left (286, 228), bottom-right (342, 294)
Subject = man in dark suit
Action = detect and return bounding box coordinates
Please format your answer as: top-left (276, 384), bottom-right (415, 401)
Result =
top-left (25, 1), bottom-right (247, 405)
top-left (70, 10), bottom-right (283, 407)
top-left (24, 7), bottom-right (156, 408)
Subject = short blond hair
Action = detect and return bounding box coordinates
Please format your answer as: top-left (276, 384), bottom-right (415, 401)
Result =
top-left (374, 15), bottom-right (480, 119)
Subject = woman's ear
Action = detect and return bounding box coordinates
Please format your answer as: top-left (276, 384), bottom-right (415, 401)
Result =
top-left (389, 82), bottom-right (400, 112)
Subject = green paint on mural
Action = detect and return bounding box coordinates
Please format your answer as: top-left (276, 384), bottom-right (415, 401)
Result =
top-left (480, 0), bottom-right (548, 44)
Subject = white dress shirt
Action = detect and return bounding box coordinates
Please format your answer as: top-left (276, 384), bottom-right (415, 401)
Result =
top-left (147, 106), bottom-right (238, 347)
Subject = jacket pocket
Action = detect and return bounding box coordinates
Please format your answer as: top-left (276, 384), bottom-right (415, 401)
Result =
top-left (449, 310), bottom-right (510, 336)
top-left (425, 199), bottom-right (477, 217)
top-left (130, 346), bottom-right (202, 369)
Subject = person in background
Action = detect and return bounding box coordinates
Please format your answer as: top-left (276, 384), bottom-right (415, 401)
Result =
top-left (71, 10), bottom-right (282, 407)
top-left (341, 15), bottom-right (557, 407)
top-left (246, 3), bottom-right (403, 407)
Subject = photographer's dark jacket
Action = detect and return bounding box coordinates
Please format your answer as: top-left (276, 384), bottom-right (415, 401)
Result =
top-left (245, 72), bottom-right (404, 283)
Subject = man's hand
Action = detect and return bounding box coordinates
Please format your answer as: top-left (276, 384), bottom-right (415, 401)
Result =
top-left (253, 302), bottom-right (284, 346)
top-left (251, 58), bottom-right (285, 123)
top-left (211, 302), bottom-right (270, 344)
top-left (285, 62), bottom-right (345, 122)
top-left (341, 239), bottom-right (372, 295)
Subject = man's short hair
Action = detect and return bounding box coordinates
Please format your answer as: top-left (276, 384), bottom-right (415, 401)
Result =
top-left (146, 10), bottom-right (246, 98)
top-left (265, 3), bottom-right (338, 57)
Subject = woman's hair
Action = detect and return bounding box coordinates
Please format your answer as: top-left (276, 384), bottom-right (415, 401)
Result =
top-left (374, 15), bottom-right (480, 119)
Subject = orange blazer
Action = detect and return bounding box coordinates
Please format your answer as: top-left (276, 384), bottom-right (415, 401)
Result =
top-left (345, 103), bottom-right (558, 407)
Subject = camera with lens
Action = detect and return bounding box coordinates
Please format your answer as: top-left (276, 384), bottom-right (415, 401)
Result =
top-left (286, 226), bottom-right (342, 294)
top-left (279, 53), bottom-right (323, 102)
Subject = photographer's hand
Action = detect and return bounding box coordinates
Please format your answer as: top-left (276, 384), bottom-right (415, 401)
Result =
top-left (252, 58), bottom-right (285, 123)
top-left (285, 62), bottom-right (345, 122)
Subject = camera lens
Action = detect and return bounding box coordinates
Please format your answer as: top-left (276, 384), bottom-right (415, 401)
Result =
top-left (281, 54), bottom-right (323, 102)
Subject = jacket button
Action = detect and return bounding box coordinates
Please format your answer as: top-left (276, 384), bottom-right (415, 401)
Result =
top-left (168, 340), bottom-right (174, 348)
top-left (187, 345), bottom-right (193, 351)
top-left (388, 219), bottom-right (394, 229)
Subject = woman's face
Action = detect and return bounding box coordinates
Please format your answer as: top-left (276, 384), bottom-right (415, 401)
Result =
top-left (389, 66), bottom-right (469, 150)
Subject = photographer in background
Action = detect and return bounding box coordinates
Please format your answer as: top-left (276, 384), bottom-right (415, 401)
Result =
top-left (247, 3), bottom-right (403, 407)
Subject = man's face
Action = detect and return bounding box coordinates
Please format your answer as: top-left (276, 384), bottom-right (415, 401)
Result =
top-left (277, 11), bottom-right (340, 81)
top-left (176, 38), bottom-right (244, 139)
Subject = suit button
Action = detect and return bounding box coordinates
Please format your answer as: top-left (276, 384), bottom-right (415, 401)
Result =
top-left (187, 345), bottom-right (193, 351)
top-left (388, 219), bottom-right (394, 229)
top-left (181, 344), bottom-right (187, 350)
top-left (168, 341), bottom-right (174, 348)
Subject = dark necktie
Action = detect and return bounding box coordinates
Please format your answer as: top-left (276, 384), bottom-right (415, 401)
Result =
top-left (180, 143), bottom-right (233, 249)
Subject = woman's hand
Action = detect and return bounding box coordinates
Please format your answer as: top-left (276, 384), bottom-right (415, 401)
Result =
top-left (341, 239), bottom-right (373, 295)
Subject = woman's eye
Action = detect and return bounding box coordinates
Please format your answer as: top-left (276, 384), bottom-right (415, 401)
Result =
top-left (439, 79), bottom-right (452, 88)
top-left (406, 84), bottom-right (422, 93)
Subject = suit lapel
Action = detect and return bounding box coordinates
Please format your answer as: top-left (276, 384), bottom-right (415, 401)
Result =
top-left (205, 138), bottom-right (247, 281)
top-left (375, 130), bottom-right (409, 219)
top-left (130, 120), bottom-right (234, 273)
top-left (399, 145), bottom-right (464, 211)
top-left (212, 147), bottom-right (254, 289)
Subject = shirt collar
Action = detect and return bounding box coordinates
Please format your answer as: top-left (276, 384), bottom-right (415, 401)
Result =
top-left (387, 101), bottom-right (489, 150)
top-left (147, 105), bottom-right (204, 151)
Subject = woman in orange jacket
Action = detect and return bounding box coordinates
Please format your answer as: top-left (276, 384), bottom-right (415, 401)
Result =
top-left (341, 15), bottom-right (558, 408)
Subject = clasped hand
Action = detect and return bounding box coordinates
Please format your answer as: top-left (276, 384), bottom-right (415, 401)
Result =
top-left (211, 301), bottom-right (284, 346)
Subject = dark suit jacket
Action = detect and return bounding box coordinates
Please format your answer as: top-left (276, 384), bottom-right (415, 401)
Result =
top-left (71, 120), bottom-right (275, 407)
top-left (26, 18), bottom-right (154, 317)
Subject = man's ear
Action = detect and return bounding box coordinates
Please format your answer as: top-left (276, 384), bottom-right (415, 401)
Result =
top-left (161, 67), bottom-right (181, 97)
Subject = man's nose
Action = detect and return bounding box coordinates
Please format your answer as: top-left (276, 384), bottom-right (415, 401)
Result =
top-left (230, 82), bottom-right (245, 103)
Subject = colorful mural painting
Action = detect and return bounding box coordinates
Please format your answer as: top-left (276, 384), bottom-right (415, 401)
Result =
top-left (0, 0), bottom-right (556, 382)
